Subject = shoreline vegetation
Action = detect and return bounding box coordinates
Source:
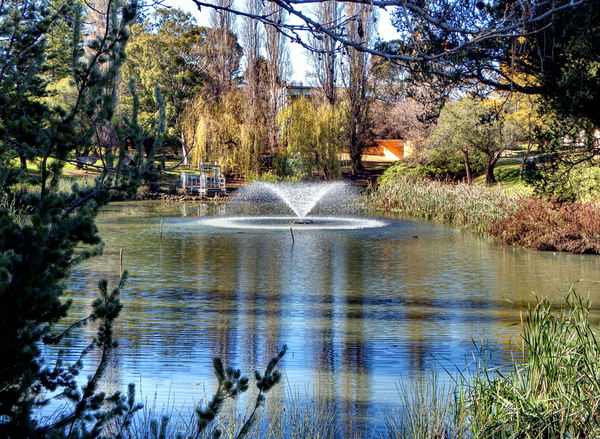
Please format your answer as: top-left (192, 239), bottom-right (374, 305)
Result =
top-left (91, 289), bottom-right (600, 438)
top-left (100, 155), bottom-right (600, 255)
top-left (369, 173), bottom-right (522, 236)
top-left (370, 165), bottom-right (600, 254)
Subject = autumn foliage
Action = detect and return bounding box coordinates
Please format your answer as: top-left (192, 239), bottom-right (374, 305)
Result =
top-left (489, 198), bottom-right (600, 254)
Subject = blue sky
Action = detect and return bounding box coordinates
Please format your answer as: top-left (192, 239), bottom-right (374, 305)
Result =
top-left (163, 0), bottom-right (401, 82)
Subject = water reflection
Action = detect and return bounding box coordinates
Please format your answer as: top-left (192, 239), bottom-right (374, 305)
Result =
top-left (56, 201), bottom-right (600, 433)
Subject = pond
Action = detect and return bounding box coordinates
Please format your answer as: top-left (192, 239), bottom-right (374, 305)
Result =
top-left (60, 200), bottom-right (600, 434)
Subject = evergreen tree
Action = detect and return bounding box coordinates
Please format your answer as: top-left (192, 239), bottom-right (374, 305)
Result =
top-left (0, 0), bottom-right (146, 434)
top-left (0, 1), bottom-right (284, 436)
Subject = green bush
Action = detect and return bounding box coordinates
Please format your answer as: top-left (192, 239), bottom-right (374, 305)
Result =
top-left (380, 149), bottom-right (485, 183)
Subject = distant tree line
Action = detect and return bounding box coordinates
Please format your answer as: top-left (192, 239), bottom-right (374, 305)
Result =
top-left (184, 0), bottom-right (600, 199)
top-left (123, 2), bottom-right (382, 179)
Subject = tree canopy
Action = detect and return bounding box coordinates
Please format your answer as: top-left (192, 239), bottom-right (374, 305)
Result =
top-left (430, 98), bottom-right (523, 184)
top-left (122, 7), bottom-right (209, 143)
top-left (189, 0), bottom-right (598, 126)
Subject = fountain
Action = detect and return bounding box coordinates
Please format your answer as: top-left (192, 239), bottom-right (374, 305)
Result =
top-left (200, 181), bottom-right (386, 230)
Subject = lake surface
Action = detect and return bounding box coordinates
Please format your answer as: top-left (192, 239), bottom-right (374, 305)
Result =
top-left (59, 201), bottom-right (600, 433)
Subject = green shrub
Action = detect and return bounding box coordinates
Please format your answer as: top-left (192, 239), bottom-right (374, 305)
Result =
top-left (136, 184), bottom-right (152, 199)
top-left (379, 154), bottom-right (477, 183)
top-left (247, 169), bottom-right (301, 183)
top-left (377, 161), bottom-right (422, 184)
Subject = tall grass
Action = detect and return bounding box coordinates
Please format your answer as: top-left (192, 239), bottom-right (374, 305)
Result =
top-left (382, 374), bottom-right (468, 439)
top-left (385, 289), bottom-right (600, 438)
top-left (371, 175), bottom-right (522, 235)
top-left (464, 289), bottom-right (600, 438)
top-left (9, 174), bottom-right (97, 197)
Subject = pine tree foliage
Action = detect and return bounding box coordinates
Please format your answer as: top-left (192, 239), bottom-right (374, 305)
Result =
top-left (0, 0), bottom-right (155, 434)
top-left (195, 345), bottom-right (287, 439)
top-left (0, 2), bottom-right (286, 435)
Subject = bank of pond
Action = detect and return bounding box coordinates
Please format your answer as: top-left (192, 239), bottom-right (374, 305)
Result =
top-left (371, 174), bottom-right (600, 254)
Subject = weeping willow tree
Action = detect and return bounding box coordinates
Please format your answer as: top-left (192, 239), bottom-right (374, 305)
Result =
top-left (278, 97), bottom-right (346, 179)
top-left (182, 89), bottom-right (267, 176)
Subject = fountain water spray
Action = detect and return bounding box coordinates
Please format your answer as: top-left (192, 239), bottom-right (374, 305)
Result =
top-left (260, 182), bottom-right (346, 219)
top-left (200, 181), bottom-right (386, 230)
top-left (232, 181), bottom-right (359, 218)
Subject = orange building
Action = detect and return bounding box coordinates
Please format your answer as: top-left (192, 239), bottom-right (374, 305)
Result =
top-left (363, 139), bottom-right (413, 160)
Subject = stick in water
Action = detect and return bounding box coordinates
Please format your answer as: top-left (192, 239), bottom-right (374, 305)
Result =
top-left (290, 227), bottom-right (295, 244)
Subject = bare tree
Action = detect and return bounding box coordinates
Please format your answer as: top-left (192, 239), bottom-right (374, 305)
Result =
top-left (188, 0), bottom-right (588, 94)
top-left (264, 3), bottom-right (290, 154)
top-left (80, 0), bottom-right (125, 163)
top-left (241, 0), bottom-right (268, 172)
top-left (371, 97), bottom-right (432, 142)
top-left (205, 0), bottom-right (240, 101)
top-left (241, 0), bottom-right (264, 91)
top-left (180, 0), bottom-right (241, 166)
top-left (309, 1), bottom-right (341, 105)
top-left (342, 2), bottom-right (376, 173)
top-left (85, 0), bottom-right (111, 51)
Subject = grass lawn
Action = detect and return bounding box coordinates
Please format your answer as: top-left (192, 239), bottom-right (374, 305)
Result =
top-left (473, 156), bottom-right (534, 196)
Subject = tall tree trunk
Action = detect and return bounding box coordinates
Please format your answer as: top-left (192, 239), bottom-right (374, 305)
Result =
top-left (349, 127), bottom-right (363, 173)
top-left (520, 112), bottom-right (533, 180)
top-left (180, 133), bottom-right (189, 167)
top-left (310, 1), bottom-right (340, 105)
top-left (486, 150), bottom-right (504, 184)
top-left (485, 157), bottom-right (499, 184)
top-left (264, 4), bottom-right (288, 156)
top-left (343, 3), bottom-right (374, 176)
top-left (463, 149), bottom-right (472, 184)
top-left (208, 0), bottom-right (238, 102)
top-left (242, 0), bottom-right (266, 174)
top-left (19, 154), bottom-right (27, 172)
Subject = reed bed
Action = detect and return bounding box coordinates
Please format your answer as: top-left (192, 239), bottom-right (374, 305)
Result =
top-left (463, 289), bottom-right (600, 438)
top-left (383, 289), bottom-right (600, 438)
top-left (370, 175), bottom-right (523, 235)
top-left (382, 374), bottom-right (468, 439)
top-left (489, 197), bottom-right (600, 253)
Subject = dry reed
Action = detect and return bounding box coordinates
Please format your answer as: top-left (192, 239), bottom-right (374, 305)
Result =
top-left (371, 175), bottom-right (522, 235)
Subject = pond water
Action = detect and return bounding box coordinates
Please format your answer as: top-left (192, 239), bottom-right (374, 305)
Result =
top-left (60, 201), bottom-right (600, 433)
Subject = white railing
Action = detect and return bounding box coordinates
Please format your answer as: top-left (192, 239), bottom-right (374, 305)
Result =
top-left (181, 171), bottom-right (226, 195)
